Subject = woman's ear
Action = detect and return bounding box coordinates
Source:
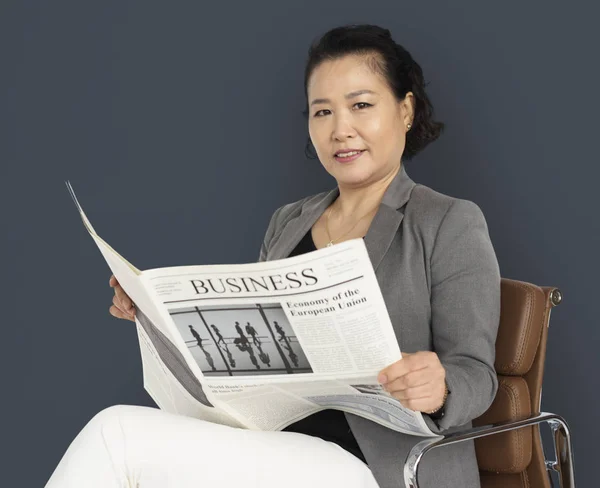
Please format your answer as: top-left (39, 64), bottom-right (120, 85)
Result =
top-left (401, 91), bottom-right (416, 126)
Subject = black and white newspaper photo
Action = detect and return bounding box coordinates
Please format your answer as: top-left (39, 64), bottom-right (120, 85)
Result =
top-left (168, 303), bottom-right (312, 376)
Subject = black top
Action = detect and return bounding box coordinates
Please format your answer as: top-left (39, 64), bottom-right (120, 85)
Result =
top-left (281, 229), bottom-right (367, 464)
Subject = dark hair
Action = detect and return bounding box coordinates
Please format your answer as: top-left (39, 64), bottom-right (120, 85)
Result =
top-left (303, 24), bottom-right (444, 161)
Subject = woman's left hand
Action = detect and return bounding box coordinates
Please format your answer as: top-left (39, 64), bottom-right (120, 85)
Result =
top-left (377, 352), bottom-right (447, 413)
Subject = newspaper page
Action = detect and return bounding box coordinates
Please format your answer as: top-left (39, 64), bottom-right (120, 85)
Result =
top-left (68, 183), bottom-right (437, 437)
top-left (67, 183), bottom-right (240, 428)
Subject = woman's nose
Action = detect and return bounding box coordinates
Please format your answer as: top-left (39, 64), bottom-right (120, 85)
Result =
top-left (331, 115), bottom-right (357, 140)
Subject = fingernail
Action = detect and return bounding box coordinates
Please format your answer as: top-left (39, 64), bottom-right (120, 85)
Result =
top-left (378, 374), bottom-right (387, 384)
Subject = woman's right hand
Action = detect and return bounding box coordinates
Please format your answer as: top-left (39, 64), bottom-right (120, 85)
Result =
top-left (109, 275), bottom-right (136, 322)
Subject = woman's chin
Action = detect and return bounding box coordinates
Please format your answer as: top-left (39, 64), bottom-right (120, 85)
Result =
top-left (330, 165), bottom-right (379, 188)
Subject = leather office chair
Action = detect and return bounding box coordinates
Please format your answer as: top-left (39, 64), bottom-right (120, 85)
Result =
top-left (404, 278), bottom-right (575, 488)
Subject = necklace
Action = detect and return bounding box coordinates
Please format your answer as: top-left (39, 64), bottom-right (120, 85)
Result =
top-left (325, 204), bottom-right (378, 247)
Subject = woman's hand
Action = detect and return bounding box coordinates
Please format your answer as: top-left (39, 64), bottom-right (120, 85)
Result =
top-left (109, 275), bottom-right (136, 322)
top-left (378, 351), bottom-right (447, 413)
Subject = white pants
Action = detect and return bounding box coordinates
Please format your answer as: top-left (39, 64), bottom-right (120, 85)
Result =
top-left (46, 405), bottom-right (380, 487)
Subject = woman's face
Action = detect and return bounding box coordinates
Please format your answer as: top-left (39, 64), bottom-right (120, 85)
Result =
top-left (307, 54), bottom-right (414, 189)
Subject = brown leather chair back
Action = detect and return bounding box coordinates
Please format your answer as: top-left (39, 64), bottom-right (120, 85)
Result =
top-left (473, 278), bottom-right (562, 488)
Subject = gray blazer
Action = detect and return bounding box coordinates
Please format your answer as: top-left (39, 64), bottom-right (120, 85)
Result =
top-left (258, 165), bottom-right (501, 488)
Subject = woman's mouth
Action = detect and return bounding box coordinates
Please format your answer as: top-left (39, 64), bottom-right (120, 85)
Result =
top-left (334, 150), bottom-right (366, 163)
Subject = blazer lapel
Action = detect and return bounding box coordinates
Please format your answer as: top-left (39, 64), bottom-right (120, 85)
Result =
top-left (364, 164), bottom-right (416, 271)
top-left (268, 164), bottom-right (416, 267)
top-left (363, 205), bottom-right (405, 271)
top-left (267, 188), bottom-right (338, 261)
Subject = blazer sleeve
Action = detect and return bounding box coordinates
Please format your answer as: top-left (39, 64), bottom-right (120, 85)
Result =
top-left (257, 205), bottom-right (284, 262)
top-left (428, 199), bottom-right (501, 431)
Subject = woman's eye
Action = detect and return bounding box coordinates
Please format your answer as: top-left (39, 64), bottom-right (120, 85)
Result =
top-left (313, 103), bottom-right (371, 117)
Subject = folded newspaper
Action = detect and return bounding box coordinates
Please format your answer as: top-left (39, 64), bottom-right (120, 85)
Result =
top-left (68, 183), bottom-right (438, 437)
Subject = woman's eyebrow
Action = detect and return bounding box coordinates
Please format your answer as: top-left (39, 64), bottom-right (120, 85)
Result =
top-left (310, 89), bottom-right (377, 107)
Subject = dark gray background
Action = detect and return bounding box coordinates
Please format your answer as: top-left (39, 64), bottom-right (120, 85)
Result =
top-left (2, 1), bottom-right (597, 486)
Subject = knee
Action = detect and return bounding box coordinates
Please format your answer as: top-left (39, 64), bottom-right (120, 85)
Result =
top-left (85, 404), bottom-right (148, 431)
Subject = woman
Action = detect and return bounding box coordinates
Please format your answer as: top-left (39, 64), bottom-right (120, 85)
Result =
top-left (47, 24), bottom-right (500, 488)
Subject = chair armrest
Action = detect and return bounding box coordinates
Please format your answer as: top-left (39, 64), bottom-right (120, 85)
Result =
top-left (403, 412), bottom-right (575, 488)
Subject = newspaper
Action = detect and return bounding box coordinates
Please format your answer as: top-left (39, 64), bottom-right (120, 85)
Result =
top-left (68, 183), bottom-right (438, 437)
